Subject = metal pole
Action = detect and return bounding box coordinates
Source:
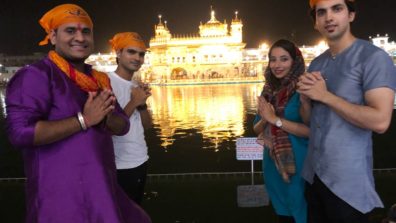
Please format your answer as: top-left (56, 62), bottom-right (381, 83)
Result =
top-left (251, 160), bottom-right (254, 185)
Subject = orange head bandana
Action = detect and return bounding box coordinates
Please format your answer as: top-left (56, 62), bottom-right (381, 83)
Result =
top-left (309, 0), bottom-right (319, 8)
top-left (309, 0), bottom-right (355, 8)
top-left (109, 32), bottom-right (146, 52)
top-left (38, 4), bottom-right (93, 46)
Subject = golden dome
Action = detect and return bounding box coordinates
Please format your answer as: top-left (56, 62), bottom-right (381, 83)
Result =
top-left (199, 9), bottom-right (228, 37)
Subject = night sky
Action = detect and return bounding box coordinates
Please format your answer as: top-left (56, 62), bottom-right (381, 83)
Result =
top-left (1, 0), bottom-right (396, 55)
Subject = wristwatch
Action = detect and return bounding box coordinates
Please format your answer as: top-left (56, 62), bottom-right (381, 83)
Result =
top-left (275, 118), bottom-right (283, 128)
top-left (137, 103), bottom-right (148, 111)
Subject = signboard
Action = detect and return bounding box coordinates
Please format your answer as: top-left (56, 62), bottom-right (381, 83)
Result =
top-left (236, 137), bottom-right (263, 160)
top-left (237, 184), bottom-right (269, 207)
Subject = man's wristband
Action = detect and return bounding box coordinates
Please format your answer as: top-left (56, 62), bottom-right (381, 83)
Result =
top-left (77, 112), bottom-right (87, 131)
top-left (137, 104), bottom-right (148, 111)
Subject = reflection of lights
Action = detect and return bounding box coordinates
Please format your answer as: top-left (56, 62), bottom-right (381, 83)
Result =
top-left (149, 84), bottom-right (261, 149)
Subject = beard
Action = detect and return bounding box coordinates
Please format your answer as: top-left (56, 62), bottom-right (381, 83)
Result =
top-left (324, 25), bottom-right (350, 42)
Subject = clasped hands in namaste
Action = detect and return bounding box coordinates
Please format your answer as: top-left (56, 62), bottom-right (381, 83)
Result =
top-left (83, 89), bottom-right (116, 127)
top-left (297, 71), bottom-right (328, 103)
top-left (131, 83), bottom-right (152, 107)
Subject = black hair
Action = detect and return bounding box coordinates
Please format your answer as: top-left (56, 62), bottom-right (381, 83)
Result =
top-left (115, 48), bottom-right (124, 65)
top-left (265, 39), bottom-right (302, 89)
top-left (268, 39), bottom-right (299, 61)
top-left (310, 0), bottom-right (356, 22)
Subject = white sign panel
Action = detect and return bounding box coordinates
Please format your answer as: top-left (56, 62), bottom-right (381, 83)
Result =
top-left (236, 137), bottom-right (263, 160)
top-left (237, 184), bottom-right (269, 207)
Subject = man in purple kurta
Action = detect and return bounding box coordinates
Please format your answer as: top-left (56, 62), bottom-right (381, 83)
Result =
top-left (5, 4), bottom-right (151, 223)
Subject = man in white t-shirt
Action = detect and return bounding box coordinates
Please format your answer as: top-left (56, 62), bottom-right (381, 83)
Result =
top-left (108, 32), bottom-right (152, 205)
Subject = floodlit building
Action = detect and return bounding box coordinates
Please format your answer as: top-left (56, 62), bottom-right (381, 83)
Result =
top-left (370, 34), bottom-right (396, 57)
top-left (82, 11), bottom-right (396, 85)
top-left (146, 10), bottom-right (251, 83)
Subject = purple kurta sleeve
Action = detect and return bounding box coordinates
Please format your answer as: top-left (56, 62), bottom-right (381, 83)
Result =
top-left (111, 101), bottom-right (130, 136)
top-left (6, 64), bottom-right (51, 148)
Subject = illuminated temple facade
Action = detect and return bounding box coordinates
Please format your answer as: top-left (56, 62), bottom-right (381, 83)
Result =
top-left (84, 9), bottom-right (330, 84)
top-left (83, 9), bottom-right (395, 85)
top-left (146, 10), bottom-right (253, 83)
top-left (85, 9), bottom-right (331, 84)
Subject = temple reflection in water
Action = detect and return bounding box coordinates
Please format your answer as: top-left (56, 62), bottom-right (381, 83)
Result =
top-left (0, 84), bottom-right (262, 150)
top-left (148, 84), bottom-right (262, 149)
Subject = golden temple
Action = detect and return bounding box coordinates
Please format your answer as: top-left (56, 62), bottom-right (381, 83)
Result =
top-left (84, 8), bottom-right (348, 85)
top-left (145, 9), bottom-right (255, 84)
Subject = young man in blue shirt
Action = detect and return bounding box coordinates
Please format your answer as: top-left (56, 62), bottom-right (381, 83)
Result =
top-left (298, 0), bottom-right (396, 222)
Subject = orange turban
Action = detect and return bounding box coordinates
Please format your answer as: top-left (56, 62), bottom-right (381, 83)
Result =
top-left (38, 4), bottom-right (93, 46)
top-left (109, 32), bottom-right (146, 51)
top-left (309, 0), bottom-right (355, 8)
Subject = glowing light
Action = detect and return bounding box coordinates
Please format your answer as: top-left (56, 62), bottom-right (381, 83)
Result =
top-left (148, 84), bottom-right (259, 148)
top-left (147, 8), bottom-right (250, 84)
top-left (259, 42), bottom-right (269, 50)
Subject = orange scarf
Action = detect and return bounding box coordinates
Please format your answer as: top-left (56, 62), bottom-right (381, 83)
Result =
top-left (48, 50), bottom-right (111, 92)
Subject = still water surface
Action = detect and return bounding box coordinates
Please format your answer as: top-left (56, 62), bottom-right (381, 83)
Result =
top-left (1, 82), bottom-right (395, 176)
top-left (1, 85), bottom-right (396, 222)
top-left (0, 84), bottom-right (264, 176)
top-left (148, 84), bottom-right (261, 149)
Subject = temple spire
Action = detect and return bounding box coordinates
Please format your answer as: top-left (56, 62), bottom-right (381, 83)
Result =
top-left (209, 6), bottom-right (217, 22)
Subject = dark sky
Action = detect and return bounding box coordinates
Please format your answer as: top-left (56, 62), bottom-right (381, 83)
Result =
top-left (1, 0), bottom-right (396, 55)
